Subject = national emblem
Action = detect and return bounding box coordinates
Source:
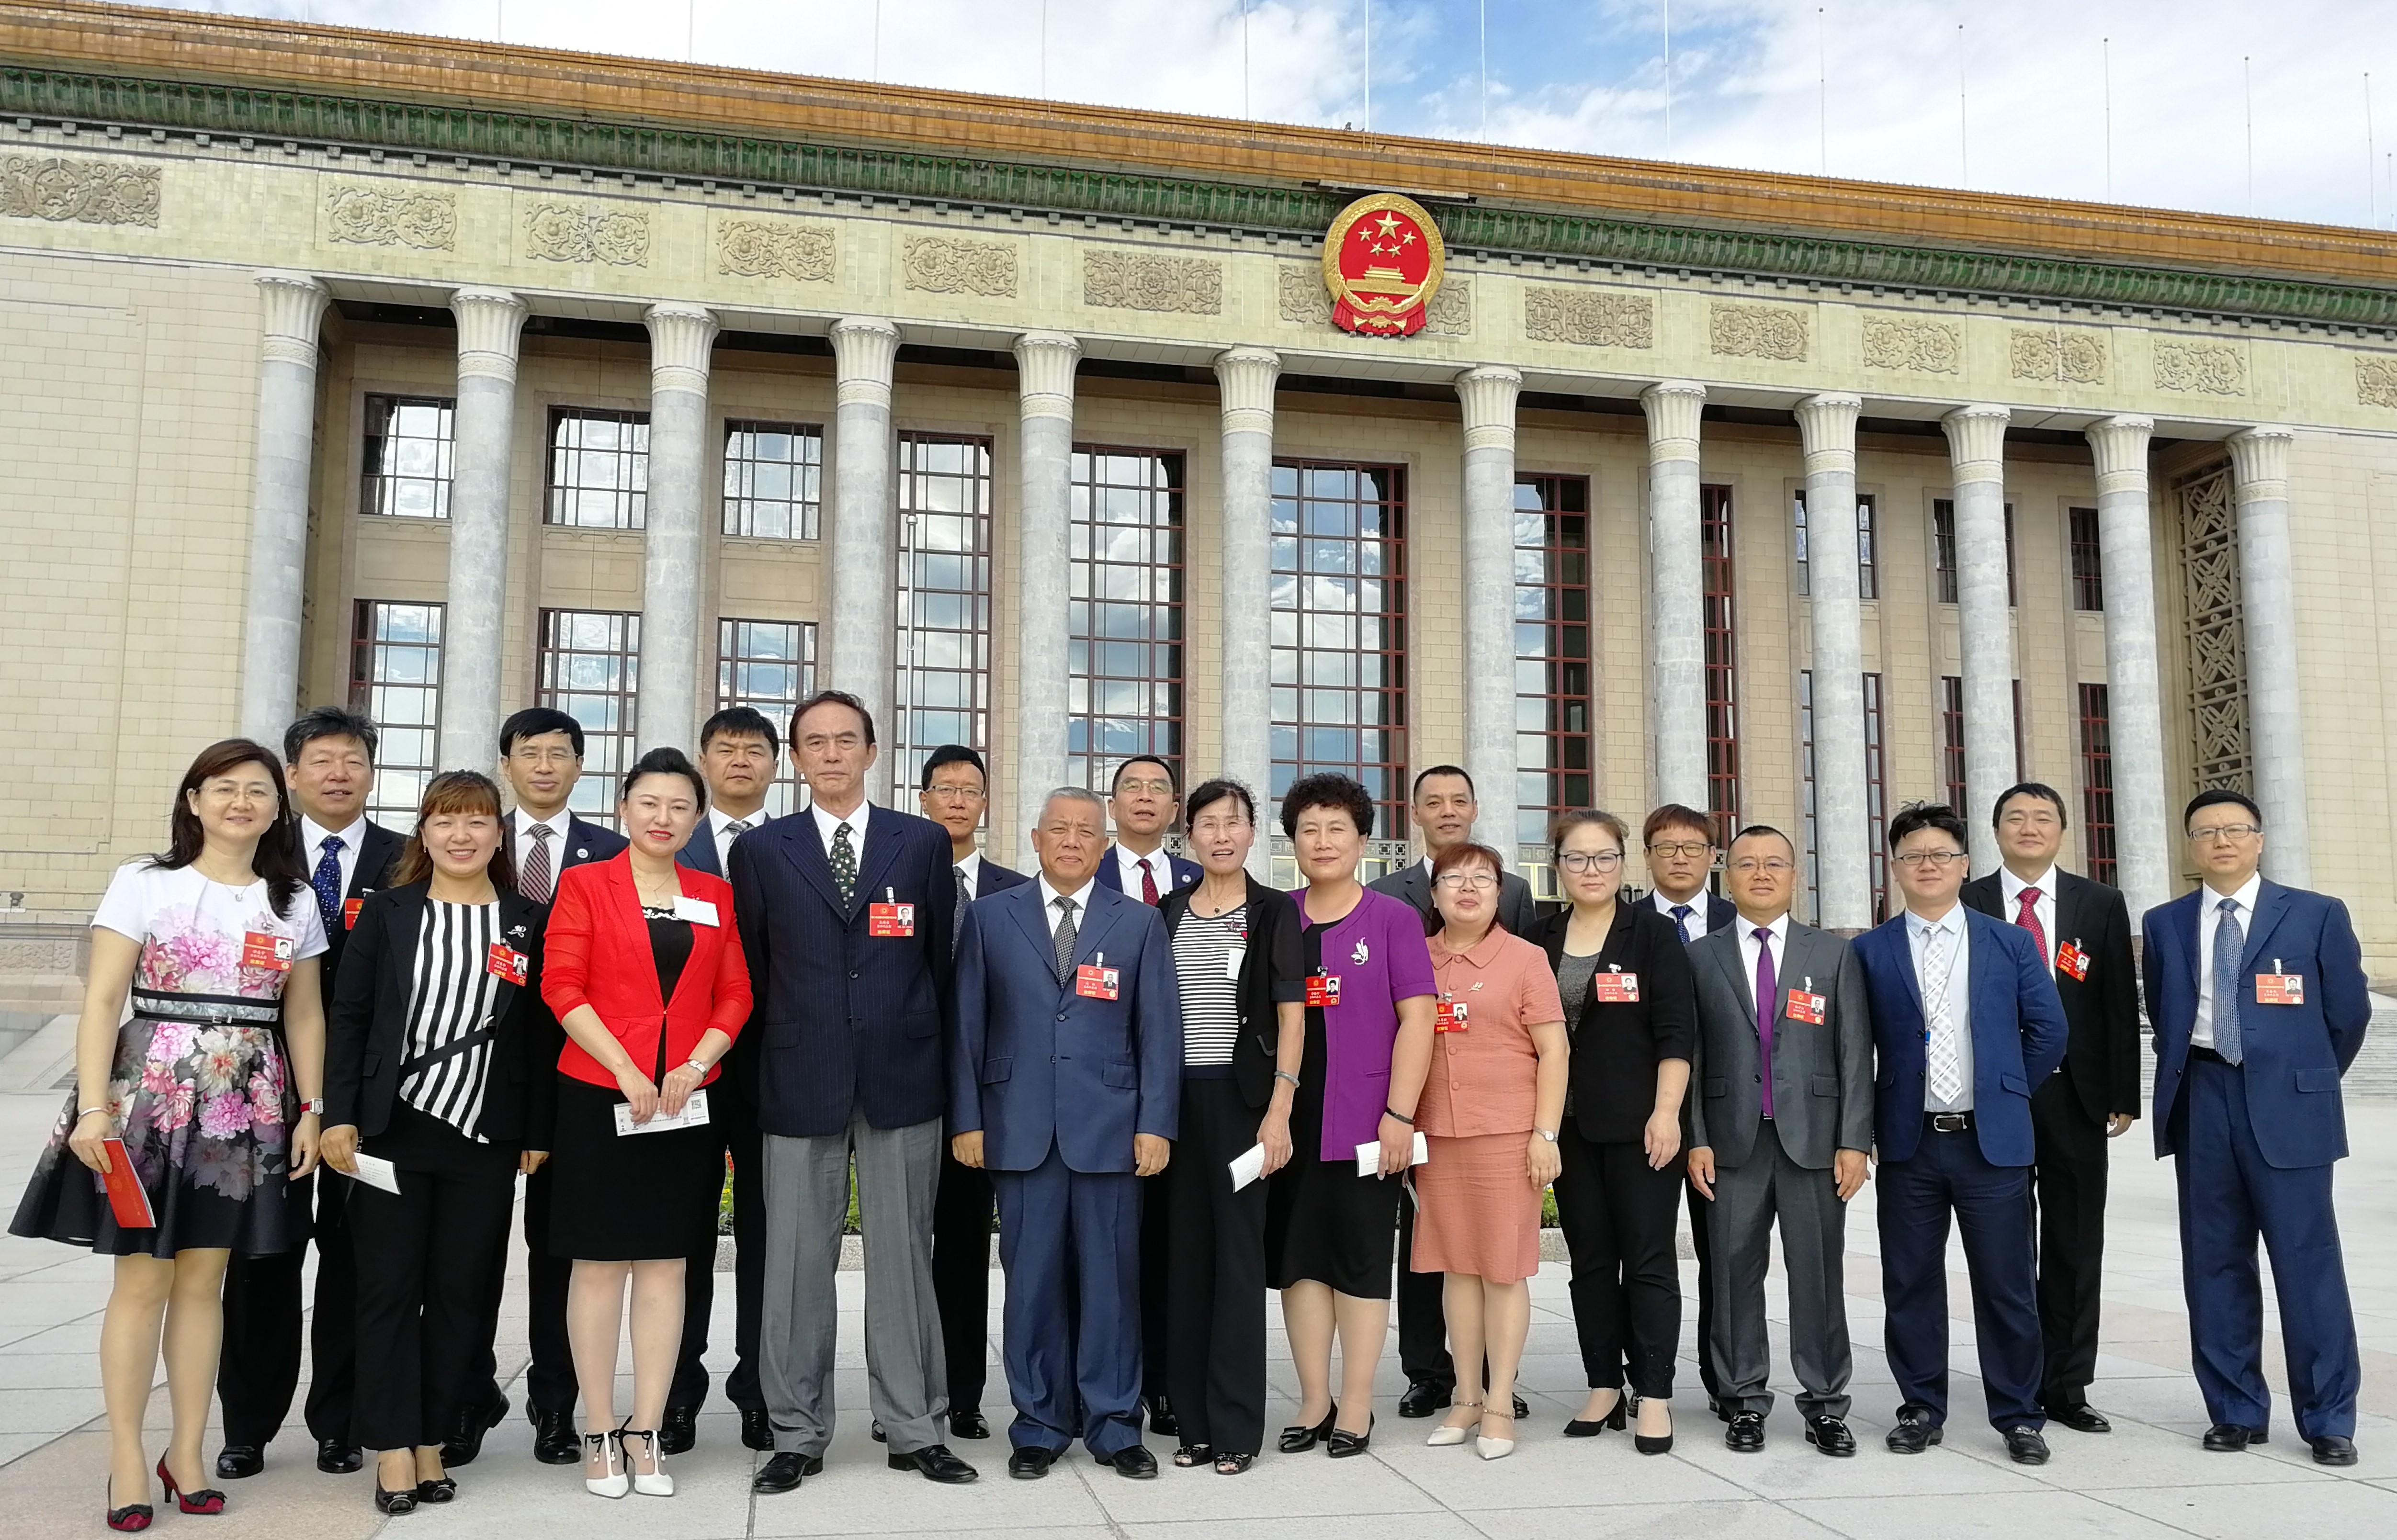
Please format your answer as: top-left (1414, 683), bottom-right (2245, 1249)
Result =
top-left (1321, 192), bottom-right (1447, 337)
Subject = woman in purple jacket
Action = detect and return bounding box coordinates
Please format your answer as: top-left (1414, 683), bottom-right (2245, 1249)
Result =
top-left (1264, 774), bottom-right (1437, 1458)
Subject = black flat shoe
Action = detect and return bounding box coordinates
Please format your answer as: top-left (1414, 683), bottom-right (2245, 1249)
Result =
top-left (1278, 1406), bottom-right (1337, 1454)
top-left (443, 1393), bottom-right (508, 1467)
top-left (316, 1439), bottom-right (362, 1474)
top-left (2046, 1403), bottom-right (2111, 1434)
top-left (1725, 1412), bottom-right (1764, 1452)
top-left (2204, 1422), bottom-right (2265, 1451)
top-left (659, 1405), bottom-right (698, 1456)
top-left (1804, 1415), bottom-right (1856, 1456)
top-left (1564, 1391), bottom-right (1627, 1437)
top-left (373, 1484), bottom-right (418, 1516)
top-left (214, 1445), bottom-right (261, 1480)
top-left (949, 1406), bottom-right (991, 1440)
top-left (1325, 1414), bottom-right (1374, 1458)
top-left (1104, 1444), bottom-right (1159, 1478)
top-left (2004, 1426), bottom-right (2050, 1465)
top-left (888, 1443), bottom-right (979, 1484)
top-left (1396, 1379), bottom-right (1450, 1418)
top-left (531, 1406), bottom-right (581, 1465)
top-left (1214, 1450), bottom-right (1256, 1475)
top-left (751, 1452), bottom-right (821, 1494)
top-left (1172, 1442), bottom-right (1213, 1468)
top-left (1145, 1395), bottom-right (1179, 1436)
top-left (415, 1476), bottom-right (456, 1503)
top-left (1007, 1445), bottom-right (1060, 1480)
top-left (2311, 1435), bottom-right (2358, 1466)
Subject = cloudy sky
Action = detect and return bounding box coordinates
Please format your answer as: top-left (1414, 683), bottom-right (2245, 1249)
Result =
top-left (114, 1), bottom-right (2397, 229)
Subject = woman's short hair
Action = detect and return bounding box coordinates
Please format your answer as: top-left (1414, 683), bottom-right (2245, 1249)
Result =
top-left (1184, 777), bottom-right (1256, 827)
top-left (1279, 773), bottom-right (1376, 840)
top-left (393, 771), bottom-right (519, 891)
top-left (622, 746), bottom-right (709, 811)
top-left (1429, 841), bottom-right (1505, 882)
top-left (1551, 808), bottom-right (1630, 859)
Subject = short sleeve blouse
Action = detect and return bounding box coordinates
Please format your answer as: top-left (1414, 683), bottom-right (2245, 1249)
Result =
top-left (1418, 926), bottom-right (1566, 1138)
top-left (1293, 885), bottom-right (1438, 1159)
top-left (94, 861), bottom-right (328, 1023)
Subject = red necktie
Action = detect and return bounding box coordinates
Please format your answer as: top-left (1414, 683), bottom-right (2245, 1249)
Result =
top-left (1140, 858), bottom-right (1160, 906)
top-left (2016, 887), bottom-right (2050, 972)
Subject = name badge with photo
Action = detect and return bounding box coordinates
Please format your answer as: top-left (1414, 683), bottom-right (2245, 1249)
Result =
top-left (2055, 940), bottom-right (2091, 981)
top-left (2255, 972), bottom-right (2305, 1005)
top-left (1592, 969), bottom-right (1640, 1003)
top-left (486, 943), bottom-right (530, 986)
top-left (1306, 973), bottom-right (1342, 1009)
top-left (1434, 998), bottom-right (1469, 1033)
top-left (242, 931), bottom-right (294, 973)
top-left (869, 893), bottom-right (914, 937)
top-left (1075, 959), bottom-right (1120, 1000)
top-left (1784, 987), bottom-right (1827, 1025)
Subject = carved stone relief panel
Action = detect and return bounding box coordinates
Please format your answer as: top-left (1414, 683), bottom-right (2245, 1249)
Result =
top-left (2008, 326), bottom-right (2108, 384)
top-left (2355, 354), bottom-right (2397, 409)
top-left (902, 235), bottom-right (1018, 296)
top-left (1522, 286), bottom-right (1653, 348)
top-left (1082, 249), bottom-right (1221, 314)
top-left (1860, 315), bottom-right (1961, 373)
top-left (322, 182), bottom-right (455, 250)
top-left (1278, 264), bottom-right (1332, 325)
top-left (0, 156), bottom-right (160, 226)
top-left (522, 201), bottom-right (649, 266)
top-left (716, 216), bottom-right (836, 281)
top-left (2152, 339), bottom-right (2247, 396)
top-left (1709, 302), bottom-right (1808, 360)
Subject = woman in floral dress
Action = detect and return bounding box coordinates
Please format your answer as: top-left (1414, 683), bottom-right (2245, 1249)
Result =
top-left (11, 739), bottom-right (327, 1530)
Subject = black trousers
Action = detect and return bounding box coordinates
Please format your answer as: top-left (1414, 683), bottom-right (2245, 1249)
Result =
top-left (1164, 1077), bottom-right (1269, 1455)
top-left (932, 1134), bottom-right (996, 1413)
top-left (1686, 1174), bottom-right (1720, 1399)
top-left (468, 1159), bottom-right (576, 1416)
top-left (2030, 1075), bottom-right (2110, 1408)
top-left (1554, 1125), bottom-right (1683, 1397)
top-left (348, 1103), bottom-right (520, 1451)
top-left (216, 1169), bottom-right (358, 1447)
top-left (1139, 1168), bottom-right (1171, 1401)
top-left (671, 1099), bottom-right (764, 1412)
top-left (1394, 1195), bottom-right (1454, 1386)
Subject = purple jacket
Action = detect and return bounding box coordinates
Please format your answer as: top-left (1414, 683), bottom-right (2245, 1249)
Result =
top-left (1294, 886), bottom-right (1438, 1160)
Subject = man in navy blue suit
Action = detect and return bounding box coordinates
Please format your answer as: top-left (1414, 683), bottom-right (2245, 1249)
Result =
top-left (1853, 802), bottom-right (2067, 1465)
top-left (950, 786), bottom-right (1181, 1480)
top-left (2144, 788), bottom-right (2369, 1466)
top-left (918, 744), bottom-right (1030, 1441)
top-left (732, 692), bottom-right (978, 1493)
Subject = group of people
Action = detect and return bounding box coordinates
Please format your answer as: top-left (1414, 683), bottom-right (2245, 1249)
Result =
top-left (10, 688), bottom-right (2372, 1532)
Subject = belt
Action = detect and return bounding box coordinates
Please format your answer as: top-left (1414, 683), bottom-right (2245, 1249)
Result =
top-left (1925, 1111), bottom-right (1975, 1134)
top-left (2190, 1046), bottom-right (2236, 1067)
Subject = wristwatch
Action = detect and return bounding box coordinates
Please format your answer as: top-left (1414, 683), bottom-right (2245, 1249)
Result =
top-left (685, 1059), bottom-right (711, 1077)
top-left (301, 1098), bottom-right (325, 1116)
top-left (1536, 1128), bottom-right (1559, 1143)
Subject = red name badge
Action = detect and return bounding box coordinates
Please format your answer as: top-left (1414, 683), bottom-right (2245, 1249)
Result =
top-left (1435, 998), bottom-right (1469, 1032)
top-left (242, 930), bottom-right (294, 972)
top-left (2055, 940), bottom-right (2091, 981)
top-left (2255, 972), bottom-right (2305, 1005)
top-left (1592, 970), bottom-right (1641, 1004)
top-left (486, 943), bottom-right (530, 986)
top-left (1075, 963), bottom-right (1120, 1000)
top-left (869, 902), bottom-right (916, 938)
top-left (1784, 988), bottom-right (1827, 1025)
top-left (343, 897), bottom-right (364, 931)
top-left (1306, 974), bottom-right (1342, 1008)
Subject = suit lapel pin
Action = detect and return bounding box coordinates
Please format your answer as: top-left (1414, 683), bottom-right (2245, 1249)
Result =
top-left (576, 848), bottom-right (588, 859)
top-left (1351, 939), bottom-right (1369, 965)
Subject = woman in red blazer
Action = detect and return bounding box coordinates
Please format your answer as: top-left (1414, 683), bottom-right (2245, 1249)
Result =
top-left (540, 748), bottom-right (751, 1501)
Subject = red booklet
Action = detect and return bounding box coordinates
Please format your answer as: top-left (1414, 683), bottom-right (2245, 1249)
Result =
top-left (100, 1139), bottom-right (155, 1230)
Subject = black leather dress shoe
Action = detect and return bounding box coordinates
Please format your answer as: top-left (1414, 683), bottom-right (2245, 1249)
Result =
top-left (1145, 1396), bottom-right (1178, 1436)
top-left (2004, 1426), bottom-right (2050, 1465)
top-left (949, 1407), bottom-right (991, 1440)
top-left (2203, 1423), bottom-right (2265, 1451)
top-left (316, 1438), bottom-right (363, 1474)
top-left (1396, 1379), bottom-right (1451, 1418)
top-left (752, 1452), bottom-right (822, 1494)
top-left (2310, 1435), bottom-right (2358, 1466)
top-left (1885, 1412), bottom-right (1943, 1454)
top-left (1804, 1416), bottom-right (1856, 1456)
top-left (443, 1392), bottom-right (508, 1467)
top-left (531, 1406), bottom-right (580, 1465)
top-left (1725, 1412), bottom-right (1764, 1452)
top-left (215, 1445), bottom-right (263, 1480)
top-left (888, 1443), bottom-right (978, 1484)
top-left (871, 1419), bottom-right (886, 1442)
top-left (1103, 1444), bottom-right (1159, 1479)
top-left (740, 1409), bottom-right (774, 1452)
top-left (1512, 1394), bottom-right (1529, 1419)
top-left (659, 1405), bottom-right (699, 1457)
top-left (1007, 1446), bottom-right (1060, 1480)
top-left (2045, 1404), bottom-right (2111, 1434)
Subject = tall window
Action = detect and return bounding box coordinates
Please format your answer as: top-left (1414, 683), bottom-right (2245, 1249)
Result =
top-left (723, 420), bottom-right (823, 540)
top-left (718, 618), bottom-right (817, 818)
top-left (1070, 448), bottom-right (1185, 793)
top-left (2070, 506), bottom-right (2104, 611)
top-left (546, 408), bottom-right (649, 529)
top-left (1933, 499), bottom-right (2016, 605)
top-left (360, 395), bottom-right (455, 519)
top-left (1701, 484), bottom-right (1741, 844)
top-left (1793, 489), bottom-right (1877, 600)
top-left (2078, 682), bottom-right (2117, 887)
top-left (893, 434), bottom-right (994, 799)
top-left (1270, 460), bottom-right (1409, 875)
top-left (537, 608), bottom-right (640, 828)
top-left (1514, 475), bottom-right (1593, 888)
top-left (348, 600), bottom-right (443, 824)
top-left (1798, 670), bottom-right (1889, 922)
top-left (1940, 674), bottom-right (2027, 816)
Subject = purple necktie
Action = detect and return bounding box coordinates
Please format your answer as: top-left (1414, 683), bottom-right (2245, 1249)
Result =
top-left (1754, 926), bottom-right (1777, 1119)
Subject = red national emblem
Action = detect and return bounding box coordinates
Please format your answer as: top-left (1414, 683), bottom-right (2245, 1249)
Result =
top-left (1322, 192), bottom-right (1447, 337)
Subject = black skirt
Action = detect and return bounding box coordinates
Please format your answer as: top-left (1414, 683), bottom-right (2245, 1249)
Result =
top-left (546, 1076), bottom-right (724, 1261)
top-left (1264, 924), bottom-right (1402, 1298)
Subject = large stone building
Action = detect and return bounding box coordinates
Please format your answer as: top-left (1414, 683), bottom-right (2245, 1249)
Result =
top-left (5, 3), bottom-right (2397, 970)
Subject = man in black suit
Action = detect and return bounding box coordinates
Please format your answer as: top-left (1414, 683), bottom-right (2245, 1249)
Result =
top-left (733, 692), bottom-right (978, 1493)
top-left (1961, 783), bottom-right (2140, 1435)
top-left (919, 744), bottom-right (1030, 1442)
top-left (215, 706), bottom-right (405, 1481)
top-left (658, 706), bottom-right (783, 1454)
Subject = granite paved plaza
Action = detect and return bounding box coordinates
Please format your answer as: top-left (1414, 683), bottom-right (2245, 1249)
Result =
top-left (3, 1077), bottom-right (2394, 1539)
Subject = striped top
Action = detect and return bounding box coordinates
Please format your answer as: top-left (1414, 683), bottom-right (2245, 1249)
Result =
top-left (398, 899), bottom-right (505, 1140)
top-left (1171, 901), bottom-right (1247, 1067)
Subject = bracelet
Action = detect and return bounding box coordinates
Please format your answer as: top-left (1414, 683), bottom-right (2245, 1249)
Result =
top-left (685, 1059), bottom-right (711, 1077)
top-left (1273, 1070), bottom-right (1301, 1090)
top-left (1383, 1106), bottom-right (1414, 1126)
top-left (77, 1105), bottom-right (104, 1118)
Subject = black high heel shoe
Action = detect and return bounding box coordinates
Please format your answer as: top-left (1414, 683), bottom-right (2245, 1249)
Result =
top-left (1563, 1390), bottom-right (1628, 1438)
top-left (104, 1478), bottom-right (152, 1532)
top-left (1277, 1406), bottom-right (1337, 1454)
top-left (1325, 1413), bottom-right (1375, 1458)
top-left (1632, 1395), bottom-right (1675, 1456)
top-left (156, 1456), bottom-right (226, 1515)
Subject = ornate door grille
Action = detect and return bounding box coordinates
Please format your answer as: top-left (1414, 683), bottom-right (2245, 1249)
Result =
top-left (2177, 464), bottom-right (2252, 794)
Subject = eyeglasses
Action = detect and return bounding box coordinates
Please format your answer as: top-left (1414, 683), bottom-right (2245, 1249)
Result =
top-left (1727, 857), bottom-right (1794, 875)
top-left (925, 785), bottom-right (985, 803)
top-left (1647, 841), bottom-right (1713, 859)
top-left (1434, 872), bottom-right (1499, 891)
top-left (1115, 778), bottom-right (1175, 798)
top-left (1892, 849), bottom-right (1970, 869)
top-left (2188, 823), bottom-right (2262, 843)
top-left (1557, 851), bottom-right (1624, 874)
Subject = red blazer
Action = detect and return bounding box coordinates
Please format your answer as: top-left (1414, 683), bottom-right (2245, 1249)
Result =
top-left (543, 852), bottom-right (753, 1091)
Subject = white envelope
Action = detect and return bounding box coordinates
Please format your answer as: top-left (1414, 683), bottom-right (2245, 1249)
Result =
top-left (1228, 1143), bottom-right (1267, 1192)
top-left (1354, 1131), bottom-right (1429, 1176)
top-left (615, 1088), bottom-right (712, 1137)
top-left (349, 1151), bottom-right (401, 1195)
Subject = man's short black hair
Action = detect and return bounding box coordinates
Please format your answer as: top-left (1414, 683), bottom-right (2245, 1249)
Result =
top-left (923, 744), bottom-right (988, 791)
top-left (789, 689), bottom-right (877, 747)
top-left (1111, 756), bottom-right (1177, 793)
top-left (700, 705), bottom-right (780, 759)
top-left (1280, 773), bottom-right (1376, 841)
top-left (500, 706), bottom-right (584, 758)
top-left (2184, 787), bottom-right (2263, 829)
top-left (1728, 823), bottom-right (1795, 859)
top-left (1992, 781), bottom-right (2069, 830)
top-left (283, 705), bottom-right (380, 766)
top-left (1411, 764), bottom-right (1474, 799)
top-left (1888, 801), bottom-right (1970, 853)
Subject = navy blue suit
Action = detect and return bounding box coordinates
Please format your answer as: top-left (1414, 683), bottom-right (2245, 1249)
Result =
top-left (1094, 845), bottom-right (1202, 900)
top-left (950, 878), bottom-right (1180, 1457)
top-left (1854, 908), bottom-right (2068, 1431)
top-left (2144, 879), bottom-right (2368, 1440)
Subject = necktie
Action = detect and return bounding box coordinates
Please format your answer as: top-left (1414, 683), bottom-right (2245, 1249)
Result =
top-left (1672, 904), bottom-right (1695, 944)
top-left (310, 834), bottom-right (345, 933)
top-left (831, 821), bottom-right (858, 906)
top-left (953, 865), bottom-right (971, 957)
top-left (521, 823), bottom-right (555, 904)
top-left (2212, 897), bottom-right (2245, 1065)
top-left (1052, 896), bottom-right (1079, 982)
top-left (1140, 857), bottom-right (1160, 906)
top-left (721, 818), bottom-right (750, 870)
top-left (1922, 923), bottom-right (1963, 1104)
top-left (1753, 926), bottom-right (1777, 1119)
top-left (2015, 886), bottom-right (2050, 973)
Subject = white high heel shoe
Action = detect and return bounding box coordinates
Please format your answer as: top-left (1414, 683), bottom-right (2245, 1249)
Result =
top-left (582, 1431), bottom-right (629, 1499)
top-left (1476, 1409), bottom-right (1516, 1461)
top-left (1426, 1402), bottom-right (1483, 1447)
top-left (623, 1430), bottom-right (674, 1497)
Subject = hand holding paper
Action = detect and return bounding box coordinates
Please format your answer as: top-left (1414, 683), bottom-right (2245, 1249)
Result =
top-left (1355, 1132), bottom-right (1429, 1178)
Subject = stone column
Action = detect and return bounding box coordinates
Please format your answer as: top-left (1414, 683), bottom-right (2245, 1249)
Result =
top-left (1941, 403), bottom-right (2017, 874)
top-left (2084, 416), bottom-right (2172, 917)
top-left (1013, 331), bottom-right (1080, 838)
top-left (1215, 347), bottom-right (1280, 877)
top-left (438, 288), bottom-right (528, 773)
top-left (827, 318), bottom-right (903, 741)
top-left (1456, 366), bottom-right (1523, 857)
top-left (1797, 393), bottom-right (1869, 930)
top-left (238, 271), bottom-right (329, 744)
top-left (1641, 381), bottom-right (1709, 811)
top-left (637, 302), bottom-right (719, 753)
top-left (2228, 426), bottom-right (2312, 887)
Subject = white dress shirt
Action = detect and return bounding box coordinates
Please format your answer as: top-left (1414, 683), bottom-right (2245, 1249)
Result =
top-left (1115, 844), bottom-right (1174, 902)
top-left (705, 806), bottom-right (767, 872)
top-left (2193, 872), bottom-right (2265, 1050)
top-left (1037, 872), bottom-right (1099, 956)
top-left (809, 798), bottom-right (871, 859)
top-left (510, 806), bottom-right (574, 867)
top-left (1735, 912), bottom-right (1790, 1012)
top-left (1906, 904), bottom-right (1975, 1112)
top-left (1998, 865), bottom-right (2059, 965)
top-left (1654, 888), bottom-right (1714, 942)
top-left (298, 815), bottom-right (365, 899)
top-left (953, 849), bottom-right (985, 901)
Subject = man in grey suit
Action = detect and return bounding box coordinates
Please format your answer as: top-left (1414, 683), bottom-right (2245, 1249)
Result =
top-left (1687, 825), bottom-right (1873, 1456)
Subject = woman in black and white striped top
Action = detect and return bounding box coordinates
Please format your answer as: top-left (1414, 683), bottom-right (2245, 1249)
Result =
top-left (1154, 779), bottom-right (1306, 1474)
top-left (320, 771), bottom-right (560, 1517)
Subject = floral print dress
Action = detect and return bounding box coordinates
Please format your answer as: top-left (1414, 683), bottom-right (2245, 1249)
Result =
top-left (11, 861), bottom-right (328, 1258)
